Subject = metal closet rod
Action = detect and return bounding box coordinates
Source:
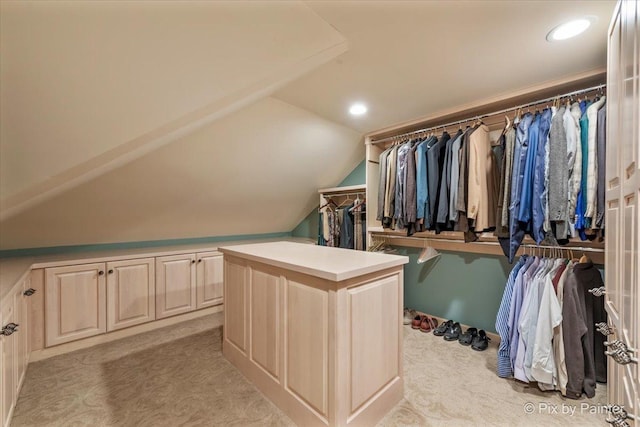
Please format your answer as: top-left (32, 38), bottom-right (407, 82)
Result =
top-left (370, 83), bottom-right (607, 145)
top-left (372, 233), bottom-right (604, 253)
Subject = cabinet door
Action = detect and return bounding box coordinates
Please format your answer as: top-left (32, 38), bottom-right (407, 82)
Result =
top-left (45, 263), bottom-right (107, 347)
top-left (1, 295), bottom-right (16, 427)
top-left (156, 254), bottom-right (196, 319)
top-left (14, 278), bottom-right (28, 391)
top-left (196, 252), bottom-right (223, 309)
top-left (107, 258), bottom-right (155, 332)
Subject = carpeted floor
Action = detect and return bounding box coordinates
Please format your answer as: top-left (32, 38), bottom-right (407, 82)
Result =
top-left (12, 314), bottom-right (607, 426)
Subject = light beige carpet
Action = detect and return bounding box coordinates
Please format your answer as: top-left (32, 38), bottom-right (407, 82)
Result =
top-left (12, 314), bottom-right (607, 426)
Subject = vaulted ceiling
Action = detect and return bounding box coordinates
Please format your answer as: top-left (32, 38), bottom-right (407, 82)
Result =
top-left (0, 0), bottom-right (616, 250)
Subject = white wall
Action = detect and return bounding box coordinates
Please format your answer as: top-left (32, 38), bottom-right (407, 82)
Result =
top-left (0, 97), bottom-right (363, 250)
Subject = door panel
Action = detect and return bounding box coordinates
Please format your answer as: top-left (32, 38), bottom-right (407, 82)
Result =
top-left (45, 263), bottom-right (107, 347)
top-left (606, 1), bottom-right (639, 425)
top-left (107, 258), bottom-right (155, 331)
top-left (156, 255), bottom-right (196, 319)
top-left (196, 252), bottom-right (223, 309)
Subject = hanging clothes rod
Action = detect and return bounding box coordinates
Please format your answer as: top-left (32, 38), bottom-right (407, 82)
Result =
top-left (322, 191), bottom-right (366, 197)
top-left (371, 233), bottom-right (604, 253)
top-left (370, 83), bottom-right (607, 145)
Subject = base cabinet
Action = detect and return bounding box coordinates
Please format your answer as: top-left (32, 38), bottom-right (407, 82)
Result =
top-left (1, 277), bottom-right (32, 427)
top-left (45, 263), bottom-right (107, 347)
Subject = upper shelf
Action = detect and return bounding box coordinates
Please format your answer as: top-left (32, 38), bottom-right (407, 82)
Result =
top-left (318, 184), bottom-right (366, 195)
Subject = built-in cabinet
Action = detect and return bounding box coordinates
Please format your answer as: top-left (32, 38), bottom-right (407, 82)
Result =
top-left (43, 251), bottom-right (223, 348)
top-left (1, 275), bottom-right (33, 427)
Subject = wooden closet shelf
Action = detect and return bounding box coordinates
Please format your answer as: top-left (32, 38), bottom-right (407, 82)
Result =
top-left (370, 230), bottom-right (605, 265)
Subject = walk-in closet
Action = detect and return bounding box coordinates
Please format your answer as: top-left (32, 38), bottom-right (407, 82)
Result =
top-left (0, 1), bottom-right (637, 426)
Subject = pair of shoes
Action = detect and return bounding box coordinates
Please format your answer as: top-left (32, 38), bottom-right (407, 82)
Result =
top-left (458, 327), bottom-right (477, 345)
top-left (403, 308), bottom-right (417, 325)
top-left (419, 316), bottom-right (438, 333)
top-left (433, 319), bottom-right (453, 337)
top-left (411, 314), bottom-right (438, 333)
top-left (444, 322), bottom-right (463, 341)
top-left (471, 330), bottom-right (491, 351)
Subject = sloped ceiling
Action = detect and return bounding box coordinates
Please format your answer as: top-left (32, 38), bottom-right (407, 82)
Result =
top-left (0, 98), bottom-right (362, 249)
top-left (0, 0), bottom-right (618, 250)
top-left (276, 0), bottom-right (615, 133)
top-left (0, 0), bottom-right (347, 219)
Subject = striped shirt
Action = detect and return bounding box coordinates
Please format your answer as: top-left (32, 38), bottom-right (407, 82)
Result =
top-left (496, 256), bottom-right (527, 378)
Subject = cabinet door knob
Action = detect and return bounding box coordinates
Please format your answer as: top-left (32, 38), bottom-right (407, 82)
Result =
top-left (108, 269), bottom-right (114, 274)
top-left (23, 288), bottom-right (36, 296)
top-left (191, 260), bottom-right (196, 264)
top-left (198, 259), bottom-right (202, 263)
top-left (98, 271), bottom-right (105, 276)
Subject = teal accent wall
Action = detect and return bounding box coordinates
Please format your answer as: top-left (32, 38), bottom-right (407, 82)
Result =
top-left (0, 232), bottom-right (292, 258)
top-left (292, 160), bottom-right (365, 239)
top-left (400, 248), bottom-right (513, 333)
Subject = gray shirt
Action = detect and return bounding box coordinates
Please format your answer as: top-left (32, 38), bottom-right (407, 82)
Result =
top-left (437, 130), bottom-right (462, 224)
top-left (448, 133), bottom-right (464, 222)
top-left (376, 147), bottom-right (391, 221)
top-left (596, 105), bottom-right (606, 228)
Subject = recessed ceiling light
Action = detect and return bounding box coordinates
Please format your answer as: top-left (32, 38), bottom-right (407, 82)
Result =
top-left (349, 103), bottom-right (367, 116)
top-left (547, 17), bottom-right (594, 41)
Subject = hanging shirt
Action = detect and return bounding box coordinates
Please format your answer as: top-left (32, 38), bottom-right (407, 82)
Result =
top-left (585, 96), bottom-right (606, 220)
top-left (576, 104), bottom-right (591, 236)
top-left (376, 147), bottom-right (392, 222)
top-left (496, 256), bottom-right (527, 378)
top-left (437, 130), bottom-right (463, 226)
top-left (405, 141), bottom-right (419, 230)
top-left (595, 105), bottom-right (607, 228)
top-left (384, 145), bottom-right (399, 222)
top-left (415, 137), bottom-right (434, 224)
top-left (531, 259), bottom-right (564, 386)
top-left (532, 109), bottom-right (552, 244)
top-left (554, 261), bottom-right (573, 395)
top-left (548, 106), bottom-right (569, 233)
top-left (448, 133), bottom-right (464, 222)
top-left (394, 142), bottom-right (411, 230)
top-left (427, 132), bottom-right (450, 230)
top-left (568, 103), bottom-right (583, 227)
top-left (467, 124), bottom-right (496, 230)
top-left (506, 114), bottom-right (534, 262)
top-left (500, 127), bottom-right (517, 229)
top-left (518, 113), bottom-right (540, 224)
top-left (508, 255), bottom-right (536, 372)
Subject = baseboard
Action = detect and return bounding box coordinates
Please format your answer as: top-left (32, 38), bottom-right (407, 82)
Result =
top-left (29, 305), bottom-right (223, 362)
top-left (414, 311), bottom-right (501, 345)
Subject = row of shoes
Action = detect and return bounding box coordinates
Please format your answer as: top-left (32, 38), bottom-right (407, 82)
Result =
top-left (433, 320), bottom-right (490, 351)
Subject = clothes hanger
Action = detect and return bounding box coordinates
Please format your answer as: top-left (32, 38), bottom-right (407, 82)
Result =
top-left (417, 242), bottom-right (440, 264)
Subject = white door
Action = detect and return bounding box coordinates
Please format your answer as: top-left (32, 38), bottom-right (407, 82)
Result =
top-left (156, 254), bottom-right (196, 319)
top-left (106, 258), bottom-right (156, 331)
top-left (196, 252), bottom-right (223, 309)
top-left (605, 1), bottom-right (639, 425)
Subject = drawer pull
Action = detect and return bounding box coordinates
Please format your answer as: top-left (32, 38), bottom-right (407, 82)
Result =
top-left (98, 271), bottom-right (105, 276)
top-left (23, 288), bottom-right (36, 296)
top-left (1, 323), bottom-right (18, 336)
top-left (596, 322), bottom-right (614, 336)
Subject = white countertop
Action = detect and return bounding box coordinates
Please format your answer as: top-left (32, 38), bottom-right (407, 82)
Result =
top-left (219, 241), bottom-right (408, 282)
top-left (0, 237), bottom-right (314, 301)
